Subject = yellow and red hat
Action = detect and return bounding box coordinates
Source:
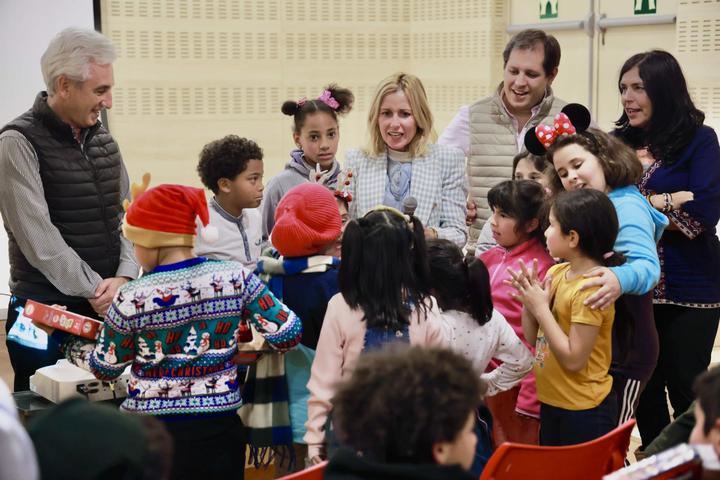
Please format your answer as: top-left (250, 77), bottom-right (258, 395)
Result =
top-left (122, 176), bottom-right (217, 248)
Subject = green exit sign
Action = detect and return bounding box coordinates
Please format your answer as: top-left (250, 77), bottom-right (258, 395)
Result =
top-left (540, 0), bottom-right (558, 19)
top-left (634, 0), bottom-right (657, 15)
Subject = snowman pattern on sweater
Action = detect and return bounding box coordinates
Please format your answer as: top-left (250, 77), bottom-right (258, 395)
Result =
top-left (68, 257), bottom-right (302, 416)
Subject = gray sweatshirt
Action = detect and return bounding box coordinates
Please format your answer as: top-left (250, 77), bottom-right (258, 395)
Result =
top-left (261, 149), bottom-right (340, 239)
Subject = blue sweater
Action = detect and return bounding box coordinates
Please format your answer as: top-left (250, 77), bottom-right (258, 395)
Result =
top-left (640, 125), bottom-right (720, 304)
top-left (608, 185), bottom-right (668, 295)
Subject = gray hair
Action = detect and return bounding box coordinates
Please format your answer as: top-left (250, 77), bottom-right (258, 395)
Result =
top-left (41, 27), bottom-right (116, 95)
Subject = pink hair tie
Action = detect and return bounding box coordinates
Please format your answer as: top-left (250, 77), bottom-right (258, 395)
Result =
top-left (603, 251), bottom-right (615, 260)
top-left (297, 96), bottom-right (308, 107)
top-left (317, 90), bottom-right (340, 110)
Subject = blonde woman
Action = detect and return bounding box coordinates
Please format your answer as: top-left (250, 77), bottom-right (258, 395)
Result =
top-left (345, 73), bottom-right (468, 246)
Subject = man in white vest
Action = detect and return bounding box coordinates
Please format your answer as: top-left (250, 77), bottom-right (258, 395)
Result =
top-left (439, 29), bottom-right (566, 252)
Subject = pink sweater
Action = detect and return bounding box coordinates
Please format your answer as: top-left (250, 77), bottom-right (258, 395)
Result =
top-left (304, 293), bottom-right (448, 458)
top-left (480, 237), bottom-right (554, 417)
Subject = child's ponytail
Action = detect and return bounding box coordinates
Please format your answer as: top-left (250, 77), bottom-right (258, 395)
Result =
top-left (339, 208), bottom-right (430, 330)
top-left (281, 84), bottom-right (355, 134)
top-left (601, 250), bottom-right (627, 268)
top-left (427, 239), bottom-right (492, 326)
top-left (324, 84), bottom-right (354, 115)
top-left (409, 215), bottom-right (431, 296)
top-left (281, 100), bottom-right (302, 117)
top-left (338, 218), bottom-right (366, 300)
top-left (467, 257), bottom-right (493, 325)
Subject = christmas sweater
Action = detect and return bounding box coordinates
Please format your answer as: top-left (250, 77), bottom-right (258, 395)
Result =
top-left (65, 257), bottom-right (302, 416)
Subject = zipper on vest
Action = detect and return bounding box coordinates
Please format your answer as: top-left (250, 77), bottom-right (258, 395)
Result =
top-left (79, 144), bottom-right (115, 262)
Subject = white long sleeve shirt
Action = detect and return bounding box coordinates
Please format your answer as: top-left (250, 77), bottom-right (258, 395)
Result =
top-left (440, 308), bottom-right (533, 397)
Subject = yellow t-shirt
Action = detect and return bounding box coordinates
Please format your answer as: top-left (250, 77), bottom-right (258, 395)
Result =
top-left (534, 262), bottom-right (614, 410)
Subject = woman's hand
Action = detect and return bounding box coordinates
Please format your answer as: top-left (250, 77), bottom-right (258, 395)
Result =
top-left (671, 191), bottom-right (694, 209)
top-left (466, 199), bottom-right (477, 226)
top-left (580, 267), bottom-right (622, 310)
top-left (424, 227), bottom-right (439, 239)
top-left (648, 191), bottom-right (694, 211)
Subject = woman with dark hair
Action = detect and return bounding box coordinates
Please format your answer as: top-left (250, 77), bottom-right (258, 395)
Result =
top-left (613, 50), bottom-right (720, 450)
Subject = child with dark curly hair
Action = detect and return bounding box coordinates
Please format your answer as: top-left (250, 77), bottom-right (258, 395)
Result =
top-left (327, 346), bottom-right (484, 480)
top-left (195, 135), bottom-right (265, 270)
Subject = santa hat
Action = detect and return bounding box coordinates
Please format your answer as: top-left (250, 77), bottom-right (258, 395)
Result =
top-left (122, 180), bottom-right (218, 248)
top-left (272, 183), bottom-right (341, 257)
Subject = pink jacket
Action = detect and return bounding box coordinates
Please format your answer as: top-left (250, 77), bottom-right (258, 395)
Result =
top-left (304, 293), bottom-right (447, 458)
top-left (480, 237), bottom-right (554, 417)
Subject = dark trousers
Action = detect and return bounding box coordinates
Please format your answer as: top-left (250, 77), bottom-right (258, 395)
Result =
top-left (635, 304), bottom-right (720, 447)
top-left (469, 405), bottom-right (494, 478)
top-left (539, 390), bottom-right (618, 446)
top-left (611, 372), bottom-right (645, 426)
top-left (160, 414), bottom-right (246, 480)
top-left (5, 296), bottom-right (97, 392)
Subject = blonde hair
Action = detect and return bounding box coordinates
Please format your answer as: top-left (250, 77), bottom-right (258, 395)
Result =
top-left (365, 73), bottom-right (436, 158)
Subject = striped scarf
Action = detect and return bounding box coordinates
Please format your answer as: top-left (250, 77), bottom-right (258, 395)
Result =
top-left (240, 253), bottom-right (340, 468)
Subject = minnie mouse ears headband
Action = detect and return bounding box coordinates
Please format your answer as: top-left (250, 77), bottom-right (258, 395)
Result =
top-left (523, 103), bottom-right (592, 155)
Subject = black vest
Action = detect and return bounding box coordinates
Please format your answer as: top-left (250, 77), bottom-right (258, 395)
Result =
top-left (1, 92), bottom-right (123, 303)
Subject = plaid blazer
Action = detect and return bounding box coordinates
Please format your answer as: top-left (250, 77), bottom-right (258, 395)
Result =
top-left (345, 143), bottom-right (468, 246)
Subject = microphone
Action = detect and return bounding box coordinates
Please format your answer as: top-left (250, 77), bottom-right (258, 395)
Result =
top-left (402, 196), bottom-right (418, 217)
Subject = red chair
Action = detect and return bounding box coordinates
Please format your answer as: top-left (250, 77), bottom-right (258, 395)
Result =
top-left (479, 419), bottom-right (636, 480)
top-left (277, 461), bottom-right (327, 480)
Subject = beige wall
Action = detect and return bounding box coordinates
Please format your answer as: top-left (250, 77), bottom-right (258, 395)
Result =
top-left (105, 0), bottom-right (720, 192)
top-left (510, 0), bottom-right (720, 132)
top-left (101, 0), bottom-right (508, 188)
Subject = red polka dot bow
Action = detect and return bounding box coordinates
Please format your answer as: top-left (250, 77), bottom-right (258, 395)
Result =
top-left (534, 112), bottom-right (577, 148)
top-left (524, 103), bottom-right (592, 155)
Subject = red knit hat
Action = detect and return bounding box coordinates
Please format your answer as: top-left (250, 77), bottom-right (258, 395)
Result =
top-left (272, 183), bottom-right (341, 257)
top-left (123, 183), bottom-right (217, 248)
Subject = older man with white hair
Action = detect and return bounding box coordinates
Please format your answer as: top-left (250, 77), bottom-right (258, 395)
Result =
top-left (0, 27), bottom-right (138, 391)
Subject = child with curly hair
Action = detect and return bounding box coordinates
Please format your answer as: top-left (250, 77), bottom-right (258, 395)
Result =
top-left (327, 346), bottom-right (483, 480)
top-left (195, 135), bottom-right (265, 271)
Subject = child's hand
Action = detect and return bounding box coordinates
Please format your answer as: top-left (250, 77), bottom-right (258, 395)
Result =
top-left (506, 260), bottom-right (551, 315)
top-left (514, 276), bottom-right (552, 316)
top-left (506, 258), bottom-right (541, 286)
top-left (308, 168), bottom-right (332, 185)
top-left (33, 322), bottom-right (55, 336)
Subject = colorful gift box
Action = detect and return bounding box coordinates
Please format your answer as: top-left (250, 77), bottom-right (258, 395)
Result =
top-left (25, 300), bottom-right (102, 340)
